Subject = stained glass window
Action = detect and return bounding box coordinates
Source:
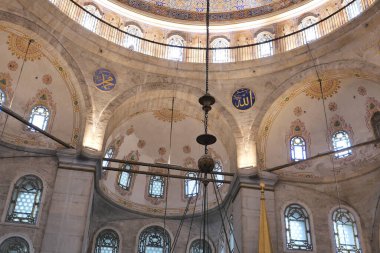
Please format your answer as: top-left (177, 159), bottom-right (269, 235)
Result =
top-left (28, 105), bottom-right (50, 131)
top-left (256, 32), bottom-right (274, 58)
top-left (185, 172), bottom-right (199, 197)
top-left (0, 236), bottom-right (30, 253)
top-left (148, 175), bottom-right (165, 198)
top-left (138, 226), bottom-right (171, 253)
top-left (371, 111), bottom-right (380, 139)
top-left (343, 0), bottom-right (362, 20)
top-left (213, 161), bottom-right (224, 188)
top-left (118, 163), bottom-right (132, 190)
top-left (332, 131), bottom-right (352, 158)
top-left (189, 239), bottom-right (212, 253)
top-left (124, 25), bottom-right (143, 51)
top-left (0, 89), bottom-right (5, 105)
top-left (6, 175), bottom-right (43, 224)
top-left (284, 204), bottom-right (313, 251)
top-left (82, 5), bottom-right (102, 32)
top-left (167, 35), bottom-right (184, 61)
top-left (94, 229), bottom-right (119, 253)
top-left (102, 147), bottom-right (114, 167)
top-left (211, 38), bottom-right (230, 63)
top-left (300, 16), bottom-right (318, 43)
top-left (290, 136), bottom-right (307, 161)
top-left (332, 208), bottom-right (362, 253)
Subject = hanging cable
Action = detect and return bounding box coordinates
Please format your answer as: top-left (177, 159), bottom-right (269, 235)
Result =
top-left (168, 96), bottom-right (175, 164)
top-left (163, 168), bottom-right (170, 252)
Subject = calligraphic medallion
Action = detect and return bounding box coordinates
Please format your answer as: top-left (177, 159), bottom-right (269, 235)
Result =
top-left (232, 88), bottom-right (255, 110)
top-left (93, 68), bottom-right (116, 91)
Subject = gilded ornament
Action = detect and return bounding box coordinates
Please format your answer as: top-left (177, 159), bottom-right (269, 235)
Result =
top-left (304, 79), bottom-right (341, 100)
top-left (153, 108), bottom-right (186, 122)
top-left (7, 34), bottom-right (42, 61)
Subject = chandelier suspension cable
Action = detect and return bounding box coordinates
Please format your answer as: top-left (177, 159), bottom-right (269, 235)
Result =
top-left (212, 174), bottom-right (241, 253)
top-left (171, 182), bottom-right (200, 252)
top-left (1, 39), bottom-right (33, 139)
top-left (184, 191), bottom-right (200, 251)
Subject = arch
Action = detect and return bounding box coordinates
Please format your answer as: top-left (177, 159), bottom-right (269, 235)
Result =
top-left (123, 24), bottom-right (143, 51)
top-left (0, 234), bottom-right (34, 253)
top-left (284, 203), bottom-right (313, 250)
top-left (331, 207), bottom-right (362, 253)
top-left (371, 111), bottom-right (380, 139)
top-left (210, 37), bottom-right (230, 63)
top-left (94, 229), bottom-right (120, 253)
top-left (6, 175), bottom-right (43, 224)
top-left (188, 239), bottom-right (213, 253)
top-left (331, 130), bottom-right (352, 158)
top-left (167, 35), bottom-right (185, 61)
top-left (137, 225), bottom-right (171, 253)
top-left (148, 175), bottom-right (165, 198)
top-left (299, 16), bottom-right (319, 43)
top-left (184, 171), bottom-right (200, 198)
top-left (290, 136), bottom-right (307, 161)
top-left (256, 31), bottom-right (274, 58)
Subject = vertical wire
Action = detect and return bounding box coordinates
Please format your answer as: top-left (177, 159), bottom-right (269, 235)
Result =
top-left (163, 168), bottom-right (170, 253)
top-left (168, 96), bottom-right (175, 164)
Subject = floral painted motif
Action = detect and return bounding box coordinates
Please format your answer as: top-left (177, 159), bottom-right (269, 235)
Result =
top-left (293, 106), bottom-right (303, 117)
top-left (126, 126), bottom-right (134, 135)
top-left (7, 61), bottom-right (18, 71)
top-left (153, 108), bottom-right (186, 123)
top-left (7, 34), bottom-right (42, 61)
top-left (158, 147), bottom-right (166, 156)
top-left (183, 145), bottom-right (191, 154)
top-left (304, 79), bottom-right (341, 100)
top-left (42, 74), bottom-right (52, 85)
top-left (328, 102), bottom-right (338, 112)
top-left (137, 139), bottom-right (146, 148)
top-left (357, 86), bottom-right (367, 96)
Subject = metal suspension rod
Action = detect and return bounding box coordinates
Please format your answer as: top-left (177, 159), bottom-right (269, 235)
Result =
top-left (102, 166), bottom-right (232, 184)
top-left (0, 105), bottom-right (74, 149)
top-left (104, 157), bottom-right (234, 176)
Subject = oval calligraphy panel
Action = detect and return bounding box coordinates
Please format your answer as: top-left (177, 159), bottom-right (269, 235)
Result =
top-left (93, 68), bottom-right (116, 91)
top-left (232, 88), bottom-right (255, 110)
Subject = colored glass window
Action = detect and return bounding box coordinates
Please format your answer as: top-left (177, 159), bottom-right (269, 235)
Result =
top-left (0, 237), bottom-right (30, 253)
top-left (28, 105), bottom-right (50, 131)
top-left (189, 239), bottom-right (212, 253)
top-left (138, 226), bottom-right (171, 253)
top-left (332, 131), bottom-right (352, 158)
top-left (149, 175), bottom-right (165, 198)
top-left (94, 229), bottom-right (119, 253)
top-left (290, 136), bottom-right (307, 161)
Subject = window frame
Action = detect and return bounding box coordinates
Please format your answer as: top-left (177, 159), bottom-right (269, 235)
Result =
top-left (256, 32), bottom-right (274, 58)
top-left (343, 0), bottom-right (363, 21)
top-left (117, 163), bottom-right (133, 190)
top-left (5, 175), bottom-right (43, 225)
top-left (188, 239), bottom-right (213, 253)
top-left (299, 16), bottom-right (319, 43)
top-left (284, 203), bottom-right (313, 251)
top-left (137, 225), bottom-right (171, 253)
top-left (94, 229), bottom-right (120, 253)
top-left (0, 236), bottom-right (31, 253)
top-left (331, 130), bottom-right (352, 159)
top-left (102, 146), bottom-right (115, 168)
top-left (184, 172), bottom-right (200, 198)
top-left (210, 37), bottom-right (230, 63)
top-left (82, 4), bottom-right (102, 32)
top-left (148, 175), bottom-right (165, 198)
top-left (0, 89), bottom-right (6, 105)
top-left (123, 24), bottom-right (143, 51)
top-left (213, 161), bottom-right (224, 188)
top-left (28, 105), bottom-right (50, 131)
top-left (167, 35), bottom-right (185, 61)
top-left (290, 136), bottom-right (307, 162)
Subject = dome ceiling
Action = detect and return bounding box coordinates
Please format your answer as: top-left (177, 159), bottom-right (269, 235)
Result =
top-left (114, 0), bottom-right (307, 21)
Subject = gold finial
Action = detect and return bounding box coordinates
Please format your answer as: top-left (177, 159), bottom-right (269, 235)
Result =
top-left (260, 182), bottom-right (265, 200)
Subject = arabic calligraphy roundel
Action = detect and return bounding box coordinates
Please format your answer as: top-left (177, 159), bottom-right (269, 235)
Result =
top-left (93, 68), bottom-right (116, 91)
top-left (232, 88), bottom-right (255, 110)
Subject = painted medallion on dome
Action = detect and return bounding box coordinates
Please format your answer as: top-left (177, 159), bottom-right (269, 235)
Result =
top-left (116, 0), bottom-right (306, 21)
top-left (93, 68), bottom-right (116, 91)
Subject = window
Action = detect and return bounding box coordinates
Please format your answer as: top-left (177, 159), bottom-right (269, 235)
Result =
top-left (213, 161), bottom-right (224, 188)
top-left (343, 0), bottom-right (363, 20)
top-left (148, 175), bottom-right (165, 198)
top-left (82, 4), bottom-right (102, 32)
top-left (28, 105), bottom-right (50, 131)
top-left (189, 239), bottom-right (212, 253)
top-left (0, 89), bottom-right (5, 105)
top-left (229, 216), bottom-right (234, 252)
top-left (290, 136), bottom-right (307, 161)
top-left (185, 172), bottom-right (199, 197)
top-left (138, 226), bottom-right (171, 253)
top-left (124, 25), bottom-right (142, 51)
top-left (6, 175), bottom-right (43, 224)
top-left (332, 131), bottom-right (352, 158)
top-left (118, 163), bottom-right (132, 190)
top-left (211, 38), bottom-right (230, 63)
top-left (94, 229), bottom-right (119, 253)
top-left (300, 16), bottom-right (318, 43)
top-left (371, 111), bottom-right (380, 139)
top-left (167, 35), bottom-right (184, 61)
top-left (332, 208), bottom-right (362, 253)
top-left (284, 204), bottom-right (313, 251)
top-left (102, 147), bottom-right (114, 167)
top-left (0, 237), bottom-right (30, 253)
top-left (256, 32), bottom-right (274, 58)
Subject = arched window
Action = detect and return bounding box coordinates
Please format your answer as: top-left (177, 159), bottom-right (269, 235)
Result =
top-left (0, 236), bottom-right (30, 253)
top-left (332, 208), bottom-right (362, 253)
top-left (28, 105), bottom-right (50, 131)
top-left (138, 226), bottom-right (171, 253)
top-left (6, 175), bottom-right (43, 224)
top-left (343, 0), bottom-right (363, 20)
top-left (189, 239), bottom-right (212, 253)
top-left (118, 163), bottom-right (132, 190)
top-left (290, 136), bottom-right (307, 161)
top-left (0, 89), bottom-right (5, 105)
top-left (94, 229), bottom-right (119, 253)
top-left (256, 32), bottom-right (274, 58)
top-left (124, 25), bottom-right (143, 51)
top-left (102, 147), bottom-right (114, 167)
top-left (299, 16), bottom-right (318, 43)
top-left (332, 131), bottom-right (352, 158)
top-left (211, 38), bottom-right (230, 63)
top-left (371, 111), bottom-right (380, 139)
top-left (167, 35), bottom-right (184, 61)
top-left (284, 204), bottom-right (313, 250)
top-left (148, 175), bottom-right (165, 198)
top-left (82, 4), bottom-right (102, 32)
top-left (213, 161), bottom-right (224, 188)
top-left (185, 172), bottom-right (199, 198)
